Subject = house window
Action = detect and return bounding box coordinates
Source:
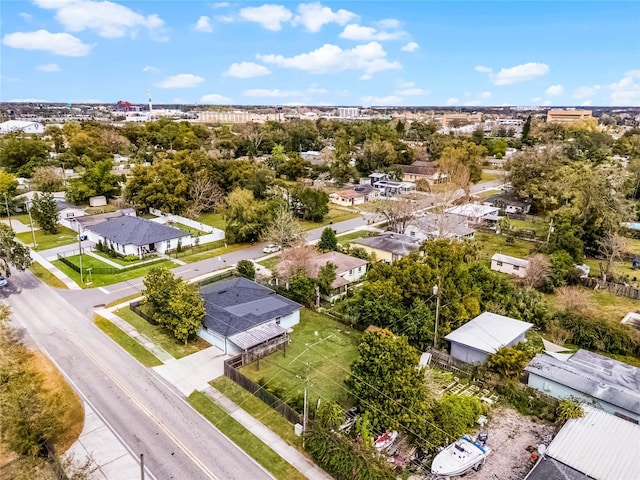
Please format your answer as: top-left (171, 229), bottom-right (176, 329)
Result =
top-left (166, 241), bottom-right (171, 248)
top-left (349, 269), bottom-right (353, 275)
top-left (358, 266), bottom-right (362, 272)
top-left (275, 316), bottom-right (282, 325)
top-left (496, 261), bottom-right (503, 267)
top-left (513, 265), bottom-right (520, 271)
top-left (410, 231), bottom-right (415, 237)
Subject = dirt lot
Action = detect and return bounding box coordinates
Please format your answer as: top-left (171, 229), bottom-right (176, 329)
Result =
top-left (464, 407), bottom-right (557, 480)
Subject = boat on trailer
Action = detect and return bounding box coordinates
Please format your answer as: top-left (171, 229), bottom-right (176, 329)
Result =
top-left (431, 435), bottom-right (491, 477)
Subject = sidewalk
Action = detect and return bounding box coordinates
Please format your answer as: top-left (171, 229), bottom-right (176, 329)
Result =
top-left (30, 250), bottom-right (81, 290)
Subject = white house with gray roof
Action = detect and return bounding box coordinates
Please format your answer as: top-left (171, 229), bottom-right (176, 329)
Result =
top-left (525, 349), bottom-right (640, 422)
top-left (445, 312), bottom-right (533, 364)
top-left (198, 277), bottom-right (302, 354)
top-left (491, 253), bottom-right (529, 278)
top-left (84, 215), bottom-right (189, 257)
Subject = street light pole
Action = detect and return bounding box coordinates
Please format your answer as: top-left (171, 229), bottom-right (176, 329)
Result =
top-left (433, 282), bottom-right (441, 349)
top-left (26, 201), bottom-right (37, 249)
top-left (78, 233), bottom-right (83, 284)
top-left (3, 193), bottom-right (13, 231)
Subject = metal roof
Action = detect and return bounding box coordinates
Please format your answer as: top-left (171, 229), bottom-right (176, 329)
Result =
top-left (446, 203), bottom-right (499, 218)
top-left (491, 253), bottom-right (530, 268)
top-left (444, 312), bottom-right (533, 354)
top-left (86, 215), bottom-right (188, 246)
top-left (228, 322), bottom-right (288, 350)
top-left (525, 350), bottom-right (640, 415)
top-left (543, 406), bottom-right (640, 480)
top-left (353, 233), bottom-right (420, 256)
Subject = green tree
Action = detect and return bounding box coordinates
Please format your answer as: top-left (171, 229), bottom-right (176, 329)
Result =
top-left (0, 133), bottom-right (50, 175)
top-left (223, 188), bottom-right (276, 243)
top-left (287, 271), bottom-right (317, 307)
top-left (316, 262), bottom-right (337, 296)
top-left (143, 267), bottom-right (179, 317)
top-left (430, 395), bottom-right (484, 447)
top-left (289, 187), bottom-right (329, 222)
top-left (521, 115), bottom-right (532, 146)
top-left (0, 224), bottom-right (32, 277)
top-left (66, 159), bottom-right (123, 204)
top-left (346, 329), bottom-right (432, 439)
top-left (0, 170), bottom-right (19, 199)
top-left (30, 193), bottom-right (60, 234)
top-left (166, 281), bottom-right (205, 344)
top-left (318, 227), bottom-right (338, 251)
top-left (556, 398), bottom-right (584, 426)
top-left (30, 166), bottom-right (65, 193)
top-left (487, 346), bottom-right (529, 379)
top-left (236, 260), bottom-right (256, 280)
top-left (267, 144), bottom-right (287, 177)
top-left (124, 162), bottom-right (189, 214)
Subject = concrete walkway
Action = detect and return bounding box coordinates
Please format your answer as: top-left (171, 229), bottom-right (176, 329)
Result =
top-left (30, 250), bottom-right (81, 290)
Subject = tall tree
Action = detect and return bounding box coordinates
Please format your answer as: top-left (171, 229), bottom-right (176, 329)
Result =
top-left (318, 227), bottom-right (338, 251)
top-left (166, 281), bottom-right (205, 344)
top-left (316, 262), bottom-right (337, 296)
top-left (289, 187), bottom-right (329, 222)
top-left (184, 170), bottom-right (224, 220)
top-left (0, 224), bottom-right (32, 276)
top-left (66, 159), bottom-right (123, 204)
top-left (0, 133), bottom-right (51, 175)
top-left (143, 267), bottom-right (179, 317)
top-left (30, 167), bottom-right (65, 193)
top-left (30, 193), bottom-right (60, 234)
top-left (262, 204), bottom-right (305, 247)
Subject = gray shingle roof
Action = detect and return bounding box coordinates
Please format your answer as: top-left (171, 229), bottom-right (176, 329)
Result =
top-left (353, 233), bottom-right (420, 256)
top-left (87, 215), bottom-right (188, 246)
top-left (200, 277), bottom-right (302, 337)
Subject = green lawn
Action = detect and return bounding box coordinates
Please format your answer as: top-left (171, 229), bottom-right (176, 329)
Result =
top-left (176, 242), bottom-right (249, 263)
top-left (299, 207), bottom-right (361, 231)
top-left (114, 306), bottom-right (211, 359)
top-left (474, 232), bottom-right (539, 260)
top-left (29, 262), bottom-right (67, 289)
top-left (7, 213), bottom-right (32, 225)
top-left (172, 222), bottom-right (208, 236)
top-left (508, 218), bottom-right (550, 238)
top-left (211, 377), bottom-right (301, 448)
top-left (16, 226), bottom-right (78, 250)
top-left (479, 171), bottom-right (503, 183)
top-left (546, 287), bottom-right (640, 323)
top-left (187, 391), bottom-right (306, 480)
top-left (472, 188), bottom-right (502, 200)
top-left (91, 250), bottom-right (159, 267)
top-left (257, 256), bottom-right (280, 271)
top-left (94, 315), bottom-right (162, 367)
top-left (51, 256), bottom-right (176, 288)
top-left (240, 309), bottom-right (362, 406)
top-left (104, 292), bottom-right (144, 309)
top-left (199, 212), bottom-right (226, 230)
top-left (336, 230), bottom-right (377, 245)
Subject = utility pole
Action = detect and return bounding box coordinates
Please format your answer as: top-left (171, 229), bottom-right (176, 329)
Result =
top-left (545, 218), bottom-right (554, 246)
top-left (302, 345), bottom-right (310, 448)
top-left (433, 281), bottom-right (441, 349)
top-left (78, 232), bottom-right (83, 284)
top-left (140, 453), bottom-right (145, 480)
top-left (3, 193), bottom-right (13, 230)
top-left (26, 201), bottom-right (37, 249)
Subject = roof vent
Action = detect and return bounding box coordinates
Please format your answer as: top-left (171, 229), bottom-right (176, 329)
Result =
top-left (599, 382), bottom-right (608, 389)
top-left (218, 290), bottom-right (227, 294)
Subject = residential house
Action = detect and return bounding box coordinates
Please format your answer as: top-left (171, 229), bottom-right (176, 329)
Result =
top-left (491, 253), bottom-right (529, 278)
top-left (399, 161), bottom-right (447, 184)
top-left (307, 251), bottom-right (368, 302)
top-left (198, 276), bottom-right (302, 355)
top-left (525, 349), bottom-right (640, 423)
top-left (360, 172), bottom-right (416, 197)
top-left (483, 194), bottom-right (531, 215)
top-left (329, 185), bottom-right (380, 207)
top-left (524, 407), bottom-right (640, 480)
top-left (0, 120), bottom-right (46, 134)
top-left (352, 232), bottom-right (421, 262)
top-left (445, 203), bottom-right (501, 225)
top-left (55, 200), bottom-right (85, 228)
top-left (444, 312), bottom-right (533, 364)
top-left (405, 213), bottom-right (476, 241)
top-left (84, 215), bottom-right (189, 257)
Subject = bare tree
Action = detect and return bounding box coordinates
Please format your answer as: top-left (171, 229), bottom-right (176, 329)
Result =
top-left (245, 123), bottom-right (264, 158)
top-left (262, 205), bottom-right (306, 247)
top-left (522, 253), bottom-right (550, 289)
top-left (597, 233), bottom-right (627, 280)
top-left (374, 198), bottom-right (417, 233)
top-left (184, 171), bottom-right (225, 220)
top-left (277, 244), bottom-right (315, 280)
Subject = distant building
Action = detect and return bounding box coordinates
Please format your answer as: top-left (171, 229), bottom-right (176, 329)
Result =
top-left (399, 161), bottom-right (447, 184)
top-left (445, 203), bottom-right (501, 225)
top-left (338, 107), bottom-right (359, 118)
top-left (306, 251), bottom-right (368, 302)
top-left (491, 253), bottom-right (529, 278)
top-left (525, 349), bottom-right (640, 422)
top-left (445, 312), bottom-right (533, 364)
top-left (405, 213), bottom-right (476, 241)
top-left (360, 172), bottom-right (415, 196)
top-left (352, 232), bottom-right (421, 262)
top-left (483, 194), bottom-right (531, 215)
top-left (441, 112), bottom-right (482, 127)
top-left (546, 109), bottom-right (593, 124)
top-left (329, 185), bottom-right (380, 207)
top-left (0, 120), bottom-right (45, 134)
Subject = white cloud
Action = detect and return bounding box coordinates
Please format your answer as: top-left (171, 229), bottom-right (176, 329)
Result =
top-left (36, 63), bottom-right (61, 72)
top-left (446, 97), bottom-right (459, 105)
top-left (464, 100), bottom-right (480, 106)
top-left (397, 88), bottom-right (429, 96)
top-left (609, 74), bottom-right (640, 105)
top-left (360, 74), bottom-right (372, 80)
top-left (375, 18), bottom-right (402, 29)
top-left (580, 100), bottom-right (593, 106)
top-left (541, 100), bottom-right (552, 106)
top-left (361, 95), bottom-right (403, 106)
top-left (480, 91), bottom-right (491, 99)
top-left (35, 0), bottom-right (166, 40)
top-left (224, 62), bottom-right (271, 78)
top-left (339, 24), bottom-right (404, 41)
top-left (573, 84), bottom-right (601, 98)
top-left (531, 96), bottom-right (542, 103)
top-left (401, 41), bottom-right (419, 52)
top-left (2, 29), bottom-right (91, 56)
top-left (474, 65), bottom-right (492, 73)
top-left (545, 84), bottom-right (564, 96)
top-left (200, 93), bottom-right (233, 104)
top-left (293, 3), bottom-right (357, 32)
top-left (215, 15), bottom-right (233, 23)
top-left (257, 42), bottom-right (401, 75)
top-left (143, 65), bottom-right (158, 72)
top-left (212, 2), bottom-right (230, 8)
top-left (493, 62), bottom-right (549, 85)
top-left (243, 87), bottom-right (326, 98)
top-left (396, 79), bottom-right (415, 88)
top-left (155, 73), bottom-right (205, 88)
top-left (239, 4), bottom-right (292, 31)
top-left (19, 13), bottom-right (33, 21)
top-left (194, 16), bottom-right (213, 32)
top-left (9, 98), bottom-right (50, 102)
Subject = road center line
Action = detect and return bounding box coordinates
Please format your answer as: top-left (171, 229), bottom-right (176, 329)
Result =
top-left (68, 336), bottom-right (219, 480)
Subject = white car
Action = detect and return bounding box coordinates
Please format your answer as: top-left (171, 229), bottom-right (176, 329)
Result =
top-left (263, 244), bottom-right (281, 254)
top-left (0, 276), bottom-right (7, 287)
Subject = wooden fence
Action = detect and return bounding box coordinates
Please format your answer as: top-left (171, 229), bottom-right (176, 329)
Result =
top-left (427, 348), bottom-right (474, 376)
top-left (582, 277), bottom-right (640, 300)
top-left (223, 355), bottom-right (302, 425)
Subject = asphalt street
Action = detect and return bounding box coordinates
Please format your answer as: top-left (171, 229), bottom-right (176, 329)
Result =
top-left (4, 271), bottom-right (272, 480)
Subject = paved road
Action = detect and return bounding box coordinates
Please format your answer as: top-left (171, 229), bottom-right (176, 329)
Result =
top-left (3, 272), bottom-right (272, 480)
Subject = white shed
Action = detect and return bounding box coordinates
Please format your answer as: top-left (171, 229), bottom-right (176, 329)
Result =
top-left (491, 253), bottom-right (529, 278)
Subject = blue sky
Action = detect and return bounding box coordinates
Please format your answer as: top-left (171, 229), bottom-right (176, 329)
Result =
top-left (1, 1), bottom-right (639, 106)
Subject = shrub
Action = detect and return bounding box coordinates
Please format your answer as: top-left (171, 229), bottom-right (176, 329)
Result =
top-left (236, 260), bottom-right (256, 280)
top-left (557, 311), bottom-right (640, 356)
top-left (556, 398), bottom-right (584, 426)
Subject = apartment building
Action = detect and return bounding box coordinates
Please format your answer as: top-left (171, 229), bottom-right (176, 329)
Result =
top-left (546, 109), bottom-right (593, 124)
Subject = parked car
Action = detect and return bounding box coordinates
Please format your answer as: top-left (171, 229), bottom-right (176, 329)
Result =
top-left (263, 244), bottom-right (281, 254)
top-left (0, 276), bottom-right (7, 287)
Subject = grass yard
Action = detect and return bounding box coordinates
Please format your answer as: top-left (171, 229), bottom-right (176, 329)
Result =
top-left (104, 292), bottom-right (144, 309)
top-left (31, 351), bottom-right (85, 453)
top-left (6, 213), bottom-right (32, 225)
top-left (51, 256), bottom-right (176, 288)
top-left (508, 218), bottom-right (550, 238)
top-left (114, 306), bottom-right (210, 359)
top-left (336, 229), bottom-right (378, 245)
top-left (298, 207), bottom-right (361, 231)
top-left (29, 262), bottom-right (67, 289)
top-left (583, 257), bottom-right (635, 283)
top-left (91, 250), bottom-right (159, 267)
top-left (211, 377), bottom-right (301, 448)
top-left (474, 232), bottom-right (540, 260)
top-left (188, 391), bottom-right (306, 480)
top-left (176, 242), bottom-right (249, 263)
top-left (199, 212), bottom-right (226, 230)
top-left (472, 188), bottom-right (502, 200)
top-left (240, 309), bottom-right (362, 406)
top-left (16, 225), bottom-right (78, 250)
top-left (546, 287), bottom-right (640, 323)
top-left (94, 315), bottom-right (162, 367)
top-left (479, 171), bottom-right (504, 183)
top-left (171, 222), bottom-right (208, 236)
top-left (258, 256), bottom-right (280, 271)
